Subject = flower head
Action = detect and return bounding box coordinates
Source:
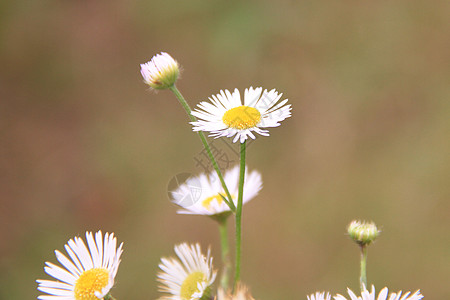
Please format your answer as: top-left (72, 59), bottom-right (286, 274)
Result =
top-left (347, 220), bottom-right (380, 246)
top-left (170, 165), bottom-right (262, 216)
top-left (158, 243), bottom-right (217, 300)
top-left (334, 285), bottom-right (423, 300)
top-left (307, 292), bottom-right (331, 300)
top-left (37, 231), bottom-right (123, 300)
top-left (191, 87), bottom-right (291, 143)
top-left (216, 283), bottom-right (255, 300)
top-left (140, 52), bottom-right (180, 89)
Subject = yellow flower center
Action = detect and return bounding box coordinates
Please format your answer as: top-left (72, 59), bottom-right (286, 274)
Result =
top-left (222, 106), bottom-right (261, 130)
top-left (202, 194), bottom-right (223, 210)
top-left (74, 268), bottom-right (110, 300)
top-left (180, 271), bottom-right (206, 300)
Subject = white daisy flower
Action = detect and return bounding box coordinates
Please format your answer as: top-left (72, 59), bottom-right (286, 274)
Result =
top-left (140, 52), bottom-right (180, 89)
top-left (170, 165), bottom-right (262, 216)
top-left (334, 285), bottom-right (423, 300)
top-left (191, 87), bottom-right (292, 143)
top-left (37, 231), bottom-right (123, 300)
top-left (158, 243), bottom-right (217, 300)
top-left (308, 292), bottom-right (331, 300)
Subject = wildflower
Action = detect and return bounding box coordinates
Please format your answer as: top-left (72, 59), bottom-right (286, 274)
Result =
top-left (37, 231), bottom-right (123, 300)
top-left (170, 165), bottom-right (262, 216)
top-left (307, 292), bottom-right (331, 300)
top-left (191, 87), bottom-right (291, 143)
top-left (140, 52), bottom-right (180, 89)
top-left (216, 283), bottom-right (255, 300)
top-left (158, 243), bottom-right (217, 300)
top-left (347, 220), bottom-right (380, 246)
top-left (334, 285), bottom-right (423, 300)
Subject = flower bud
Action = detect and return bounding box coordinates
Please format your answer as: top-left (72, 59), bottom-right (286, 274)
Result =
top-left (140, 52), bottom-right (180, 89)
top-left (347, 220), bottom-right (380, 246)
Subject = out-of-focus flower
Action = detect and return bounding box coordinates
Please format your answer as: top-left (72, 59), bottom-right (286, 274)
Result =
top-left (158, 243), bottom-right (217, 300)
top-left (170, 165), bottom-right (262, 217)
top-left (307, 292), bottom-right (331, 300)
top-left (334, 285), bottom-right (424, 300)
top-left (216, 283), bottom-right (255, 300)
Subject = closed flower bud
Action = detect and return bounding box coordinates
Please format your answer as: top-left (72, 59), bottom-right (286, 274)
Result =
top-left (140, 52), bottom-right (180, 89)
top-left (347, 220), bottom-right (380, 246)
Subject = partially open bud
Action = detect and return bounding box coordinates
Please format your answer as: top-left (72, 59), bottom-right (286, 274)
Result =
top-left (347, 220), bottom-right (380, 246)
top-left (140, 52), bottom-right (180, 90)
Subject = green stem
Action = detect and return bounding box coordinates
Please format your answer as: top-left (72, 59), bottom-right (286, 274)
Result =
top-left (360, 245), bottom-right (368, 292)
top-left (104, 294), bottom-right (117, 300)
top-left (234, 141), bottom-right (246, 287)
top-left (218, 219), bottom-right (231, 290)
top-left (168, 85), bottom-right (235, 212)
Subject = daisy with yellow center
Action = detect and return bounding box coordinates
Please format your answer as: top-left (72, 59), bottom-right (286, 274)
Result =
top-left (37, 231), bottom-right (123, 300)
top-left (334, 285), bottom-right (423, 300)
top-left (158, 243), bottom-right (217, 300)
top-left (191, 87), bottom-right (292, 143)
top-left (140, 52), bottom-right (180, 90)
top-left (170, 165), bottom-right (262, 216)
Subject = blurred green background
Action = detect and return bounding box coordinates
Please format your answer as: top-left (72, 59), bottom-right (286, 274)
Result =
top-left (1, 0), bottom-right (449, 299)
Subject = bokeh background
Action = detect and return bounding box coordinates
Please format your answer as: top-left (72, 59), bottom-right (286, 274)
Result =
top-left (1, 0), bottom-right (449, 299)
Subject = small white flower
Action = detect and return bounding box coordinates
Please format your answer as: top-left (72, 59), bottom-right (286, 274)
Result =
top-left (37, 231), bottom-right (123, 300)
top-left (170, 165), bottom-right (262, 216)
top-left (334, 285), bottom-right (424, 300)
top-left (308, 292), bottom-right (331, 300)
top-left (140, 52), bottom-right (180, 89)
top-left (191, 87), bottom-right (291, 143)
top-left (158, 243), bottom-right (217, 300)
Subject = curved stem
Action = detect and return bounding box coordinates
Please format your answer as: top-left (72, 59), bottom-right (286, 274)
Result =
top-left (168, 85), bottom-right (235, 211)
top-left (234, 141), bottom-right (246, 287)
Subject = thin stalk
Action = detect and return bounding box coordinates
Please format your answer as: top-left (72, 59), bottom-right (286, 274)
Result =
top-left (104, 294), bottom-right (117, 300)
top-left (360, 245), bottom-right (368, 292)
top-left (218, 219), bottom-right (231, 290)
top-left (234, 141), bottom-right (246, 288)
top-left (168, 85), bottom-right (235, 211)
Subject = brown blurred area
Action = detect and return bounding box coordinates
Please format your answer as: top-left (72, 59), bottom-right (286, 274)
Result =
top-left (1, 0), bottom-right (449, 298)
